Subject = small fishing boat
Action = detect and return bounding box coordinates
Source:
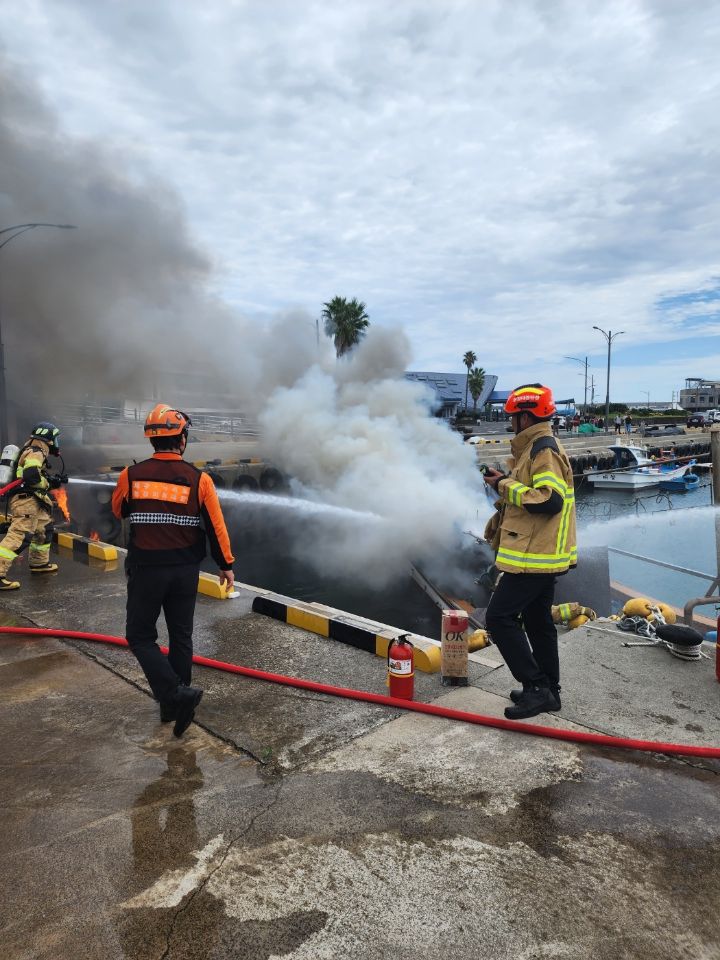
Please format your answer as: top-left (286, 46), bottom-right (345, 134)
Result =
top-left (658, 471), bottom-right (700, 493)
top-left (585, 444), bottom-right (696, 491)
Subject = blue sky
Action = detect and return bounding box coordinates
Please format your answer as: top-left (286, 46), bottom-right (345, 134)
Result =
top-left (2, 0), bottom-right (720, 404)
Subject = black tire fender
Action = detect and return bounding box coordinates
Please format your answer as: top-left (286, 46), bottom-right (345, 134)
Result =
top-left (260, 468), bottom-right (284, 492)
top-left (233, 475), bottom-right (259, 491)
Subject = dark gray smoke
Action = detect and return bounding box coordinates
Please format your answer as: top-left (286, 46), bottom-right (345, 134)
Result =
top-left (0, 53), bottom-right (248, 424)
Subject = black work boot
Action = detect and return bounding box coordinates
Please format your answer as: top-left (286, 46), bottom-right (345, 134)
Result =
top-left (511, 684), bottom-right (561, 710)
top-left (172, 686), bottom-right (203, 737)
top-left (159, 702), bottom-right (177, 723)
top-left (504, 686), bottom-right (558, 720)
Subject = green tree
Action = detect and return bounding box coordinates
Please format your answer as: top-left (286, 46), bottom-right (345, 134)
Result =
top-left (462, 350), bottom-right (477, 412)
top-left (468, 367), bottom-right (486, 415)
top-left (321, 296), bottom-right (370, 357)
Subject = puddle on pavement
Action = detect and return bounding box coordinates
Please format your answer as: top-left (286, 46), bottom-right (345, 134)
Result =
top-left (1, 649), bottom-right (80, 702)
top-left (490, 748), bottom-right (720, 858)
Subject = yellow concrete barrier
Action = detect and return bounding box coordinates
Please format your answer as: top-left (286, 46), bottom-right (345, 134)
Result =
top-left (54, 531), bottom-right (117, 562)
top-left (198, 572), bottom-right (230, 599)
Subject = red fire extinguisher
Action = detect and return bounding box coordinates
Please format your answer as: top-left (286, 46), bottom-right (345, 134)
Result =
top-left (387, 634), bottom-right (414, 700)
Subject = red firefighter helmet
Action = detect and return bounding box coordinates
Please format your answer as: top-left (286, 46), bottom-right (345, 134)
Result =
top-left (143, 404), bottom-right (192, 438)
top-left (504, 383), bottom-right (556, 420)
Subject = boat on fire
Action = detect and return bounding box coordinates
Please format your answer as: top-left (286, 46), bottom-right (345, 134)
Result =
top-left (584, 444), bottom-right (696, 491)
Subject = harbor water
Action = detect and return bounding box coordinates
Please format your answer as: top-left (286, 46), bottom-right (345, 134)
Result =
top-left (577, 478), bottom-right (717, 611)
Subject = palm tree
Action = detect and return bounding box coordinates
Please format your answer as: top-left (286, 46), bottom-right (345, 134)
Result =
top-left (321, 296), bottom-right (370, 357)
top-left (462, 350), bottom-right (477, 413)
top-left (468, 367), bottom-right (486, 416)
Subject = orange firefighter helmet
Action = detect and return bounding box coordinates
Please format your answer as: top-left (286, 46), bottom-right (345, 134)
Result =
top-left (504, 383), bottom-right (556, 420)
top-left (143, 404), bottom-right (192, 438)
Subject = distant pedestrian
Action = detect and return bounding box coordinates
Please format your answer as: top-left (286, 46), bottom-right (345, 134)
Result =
top-left (552, 415), bottom-right (560, 437)
top-left (112, 404), bottom-right (235, 737)
top-left (614, 415), bottom-right (622, 435)
top-left (640, 419), bottom-right (646, 437)
top-left (572, 414), bottom-right (580, 433)
top-left (625, 415), bottom-right (632, 435)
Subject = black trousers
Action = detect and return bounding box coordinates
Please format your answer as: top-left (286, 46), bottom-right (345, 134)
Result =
top-left (485, 572), bottom-right (559, 689)
top-left (125, 562), bottom-right (200, 704)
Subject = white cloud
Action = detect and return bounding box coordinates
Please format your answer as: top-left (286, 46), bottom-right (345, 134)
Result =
top-left (2, 0), bottom-right (720, 400)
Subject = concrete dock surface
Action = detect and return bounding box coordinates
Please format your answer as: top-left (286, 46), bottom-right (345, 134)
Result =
top-left (1, 551), bottom-right (719, 959)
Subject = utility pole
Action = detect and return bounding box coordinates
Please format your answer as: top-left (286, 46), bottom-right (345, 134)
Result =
top-left (593, 327), bottom-right (625, 435)
top-left (564, 356), bottom-right (589, 413)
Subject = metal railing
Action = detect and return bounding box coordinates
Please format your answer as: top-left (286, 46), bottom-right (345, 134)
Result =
top-left (55, 401), bottom-right (125, 424)
top-left (55, 402), bottom-right (259, 438)
top-left (608, 547), bottom-right (715, 585)
top-left (608, 546), bottom-right (719, 626)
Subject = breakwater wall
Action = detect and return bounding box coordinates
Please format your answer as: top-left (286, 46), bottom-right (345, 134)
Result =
top-left (567, 439), bottom-right (710, 478)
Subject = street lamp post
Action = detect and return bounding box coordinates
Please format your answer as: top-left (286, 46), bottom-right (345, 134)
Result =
top-left (564, 355), bottom-right (589, 413)
top-left (0, 223), bottom-right (76, 449)
top-left (641, 390), bottom-right (650, 410)
top-left (593, 326), bottom-right (625, 435)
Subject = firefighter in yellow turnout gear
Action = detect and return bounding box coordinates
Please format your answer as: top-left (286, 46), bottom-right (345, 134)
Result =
top-left (483, 384), bottom-right (577, 720)
top-left (0, 422), bottom-right (63, 589)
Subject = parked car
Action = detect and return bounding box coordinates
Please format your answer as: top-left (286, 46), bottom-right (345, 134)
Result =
top-left (686, 414), bottom-right (709, 427)
top-left (466, 435), bottom-right (487, 444)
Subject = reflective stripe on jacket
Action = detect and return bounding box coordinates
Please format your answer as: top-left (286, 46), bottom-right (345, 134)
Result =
top-left (491, 422), bottom-right (576, 575)
top-left (14, 439), bottom-right (53, 510)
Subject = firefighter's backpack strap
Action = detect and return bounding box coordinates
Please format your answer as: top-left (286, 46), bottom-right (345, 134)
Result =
top-left (530, 436), bottom-right (559, 460)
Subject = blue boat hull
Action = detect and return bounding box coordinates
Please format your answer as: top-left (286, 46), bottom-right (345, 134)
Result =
top-left (658, 473), bottom-right (700, 493)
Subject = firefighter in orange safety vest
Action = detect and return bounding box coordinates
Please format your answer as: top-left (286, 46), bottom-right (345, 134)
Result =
top-left (111, 404), bottom-right (235, 737)
top-left (482, 384), bottom-right (577, 720)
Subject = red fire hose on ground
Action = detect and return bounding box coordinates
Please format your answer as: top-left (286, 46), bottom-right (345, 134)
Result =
top-left (2, 624), bottom-right (719, 760)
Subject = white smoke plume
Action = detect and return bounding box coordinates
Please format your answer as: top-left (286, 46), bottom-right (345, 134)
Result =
top-left (258, 327), bottom-right (491, 587)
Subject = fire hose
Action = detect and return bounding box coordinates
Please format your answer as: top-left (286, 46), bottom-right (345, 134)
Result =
top-left (1, 624), bottom-right (719, 760)
top-left (0, 478), bottom-right (22, 497)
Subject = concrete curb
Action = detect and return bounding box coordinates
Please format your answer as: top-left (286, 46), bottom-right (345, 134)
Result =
top-left (252, 594), bottom-right (442, 673)
top-left (198, 572), bottom-right (233, 599)
top-left (54, 530), bottom-right (117, 562)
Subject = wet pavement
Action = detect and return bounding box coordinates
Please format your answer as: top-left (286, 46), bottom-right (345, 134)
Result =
top-left (1, 549), bottom-right (720, 959)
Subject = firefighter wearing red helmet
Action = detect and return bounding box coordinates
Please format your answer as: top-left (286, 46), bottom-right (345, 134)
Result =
top-left (482, 384), bottom-right (577, 720)
top-left (111, 404), bottom-right (235, 737)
